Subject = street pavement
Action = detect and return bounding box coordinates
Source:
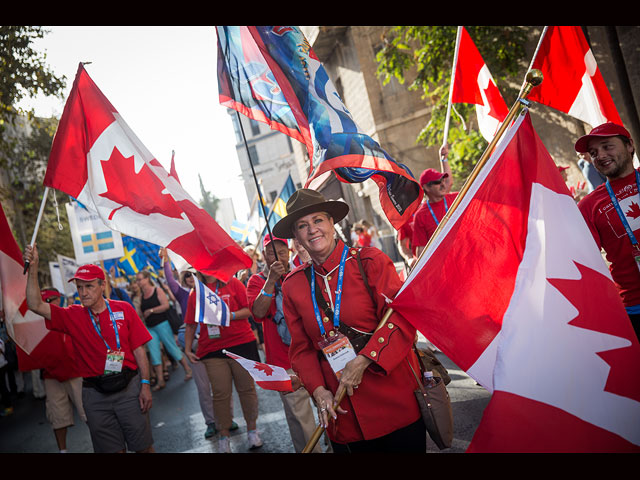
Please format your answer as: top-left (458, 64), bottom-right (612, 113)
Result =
top-left (0, 340), bottom-right (490, 454)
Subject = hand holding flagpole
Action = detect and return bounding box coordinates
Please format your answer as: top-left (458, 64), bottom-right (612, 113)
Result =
top-left (23, 186), bottom-right (49, 274)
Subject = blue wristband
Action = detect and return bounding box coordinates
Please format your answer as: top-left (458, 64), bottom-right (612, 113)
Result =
top-left (141, 379), bottom-right (150, 385)
top-left (260, 289), bottom-right (273, 298)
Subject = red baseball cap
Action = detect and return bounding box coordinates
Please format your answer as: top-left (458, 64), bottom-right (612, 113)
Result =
top-left (574, 122), bottom-right (631, 153)
top-left (420, 168), bottom-right (448, 186)
top-left (68, 264), bottom-right (105, 282)
top-left (41, 288), bottom-right (61, 302)
top-left (262, 234), bottom-right (288, 250)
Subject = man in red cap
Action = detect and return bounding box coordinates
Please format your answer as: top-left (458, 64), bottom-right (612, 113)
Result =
top-left (246, 234), bottom-right (323, 452)
top-left (411, 164), bottom-right (460, 258)
top-left (24, 244), bottom-right (155, 453)
top-left (576, 122), bottom-right (640, 340)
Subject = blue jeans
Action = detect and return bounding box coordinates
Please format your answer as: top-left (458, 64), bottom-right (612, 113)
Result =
top-left (147, 320), bottom-right (183, 366)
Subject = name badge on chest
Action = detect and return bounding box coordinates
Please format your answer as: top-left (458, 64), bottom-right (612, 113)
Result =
top-left (318, 332), bottom-right (357, 379)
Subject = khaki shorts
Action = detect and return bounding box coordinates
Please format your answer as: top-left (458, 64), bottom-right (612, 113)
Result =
top-left (82, 373), bottom-right (153, 453)
top-left (44, 377), bottom-right (87, 430)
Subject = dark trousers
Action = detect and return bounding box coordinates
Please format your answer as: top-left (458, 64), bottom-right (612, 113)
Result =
top-left (0, 365), bottom-right (12, 408)
top-left (330, 418), bottom-right (426, 453)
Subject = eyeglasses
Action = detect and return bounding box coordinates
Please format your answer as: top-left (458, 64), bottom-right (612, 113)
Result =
top-left (45, 297), bottom-right (59, 303)
top-left (183, 272), bottom-right (192, 278)
top-left (427, 179), bottom-right (443, 187)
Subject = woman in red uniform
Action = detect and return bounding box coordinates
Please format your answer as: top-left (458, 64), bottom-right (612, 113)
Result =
top-left (273, 189), bottom-right (426, 453)
top-left (183, 271), bottom-right (262, 453)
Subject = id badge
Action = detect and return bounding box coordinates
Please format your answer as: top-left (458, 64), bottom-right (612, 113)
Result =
top-left (633, 248), bottom-right (640, 274)
top-left (318, 332), bottom-right (357, 379)
top-left (104, 349), bottom-right (125, 374)
top-left (207, 324), bottom-right (221, 339)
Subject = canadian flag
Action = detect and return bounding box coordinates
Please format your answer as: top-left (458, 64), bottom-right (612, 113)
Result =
top-left (528, 26), bottom-right (622, 127)
top-left (44, 64), bottom-right (251, 282)
top-left (0, 203), bottom-right (48, 355)
top-left (223, 350), bottom-right (293, 392)
top-left (451, 27), bottom-right (509, 142)
top-left (391, 110), bottom-right (640, 452)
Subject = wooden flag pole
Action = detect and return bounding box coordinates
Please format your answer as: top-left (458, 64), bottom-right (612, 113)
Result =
top-left (300, 69), bottom-right (543, 454)
top-left (23, 186), bottom-right (50, 274)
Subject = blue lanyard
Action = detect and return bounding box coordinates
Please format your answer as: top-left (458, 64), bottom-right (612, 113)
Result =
top-left (88, 300), bottom-right (121, 351)
top-left (605, 170), bottom-right (640, 248)
top-left (310, 245), bottom-right (349, 337)
top-left (427, 196), bottom-right (448, 226)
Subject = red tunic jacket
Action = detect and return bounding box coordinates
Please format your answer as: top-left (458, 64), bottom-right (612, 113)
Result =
top-left (282, 240), bottom-right (421, 444)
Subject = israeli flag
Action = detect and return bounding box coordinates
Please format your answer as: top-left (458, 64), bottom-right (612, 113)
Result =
top-left (194, 278), bottom-right (230, 327)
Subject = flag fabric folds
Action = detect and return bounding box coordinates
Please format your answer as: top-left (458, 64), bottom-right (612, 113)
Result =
top-left (193, 277), bottom-right (231, 327)
top-left (223, 350), bottom-right (293, 392)
top-left (229, 219), bottom-right (254, 244)
top-left (216, 26), bottom-right (421, 230)
top-left (0, 203), bottom-right (49, 355)
top-left (391, 110), bottom-right (640, 452)
top-left (528, 26), bottom-right (622, 128)
top-left (44, 63), bottom-right (251, 283)
top-left (451, 27), bottom-right (509, 143)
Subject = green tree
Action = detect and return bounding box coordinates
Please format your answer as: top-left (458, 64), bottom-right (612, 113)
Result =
top-left (199, 174), bottom-right (219, 220)
top-left (375, 26), bottom-right (529, 182)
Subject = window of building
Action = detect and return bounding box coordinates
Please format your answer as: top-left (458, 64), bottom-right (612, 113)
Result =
top-left (250, 119), bottom-right (261, 136)
top-left (247, 145), bottom-right (259, 165)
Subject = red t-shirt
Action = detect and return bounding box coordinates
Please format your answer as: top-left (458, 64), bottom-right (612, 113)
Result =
top-left (246, 273), bottom-right (291, 369)
top-left (412, 193), bottom-right (459, 249)
top-left (46, 300), bottom-right (152, 378)
top-left (578, 168), bottom-right (640, 307)
top-left (185, 277), bottom-right (255, 358)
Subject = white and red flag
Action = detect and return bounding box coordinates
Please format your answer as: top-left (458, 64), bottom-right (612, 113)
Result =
top-left (0, 203), bottom-right (48, 355)
top-left (391, 110), bottom-right (640, 452)
top-left (223, 350), bottom-right (293, 392)
top-left (43, 63), bottom-right (251, 282)
top-left (528, 26), bottom-right (622, 127)
top-left (450, 27), bottom-right (509, 143)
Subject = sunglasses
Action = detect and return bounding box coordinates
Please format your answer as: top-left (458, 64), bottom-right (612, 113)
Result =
top-left (45, 297), bottom-right (60, 303)
top-left (427, 179), bottom-right (443, 187)
top-left (183, 272), bottom-right (193, 278)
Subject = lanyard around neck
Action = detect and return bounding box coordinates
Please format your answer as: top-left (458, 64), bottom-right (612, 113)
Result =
top-left (605, 170), bottom-right (640, 247)
top-left (88, 300), bottom-right (121, 351)
top-left (310, 244), bottom-right (348, 337)
top-left (427, 196), bottom-right (448, 226)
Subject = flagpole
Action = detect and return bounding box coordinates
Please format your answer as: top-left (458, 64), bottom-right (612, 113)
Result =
top-left (300, 69), bottom-right (544, 455)
top-left (442, 26), bottom-right (463, 148)
top-left (257, 173), bottom-right (292, 241)
top-left (519, 27), bottom-right (548, 97)
top-left (23, 186), bottom-right (50, 274)
top-left (235, 111), bottom-right (279, 260)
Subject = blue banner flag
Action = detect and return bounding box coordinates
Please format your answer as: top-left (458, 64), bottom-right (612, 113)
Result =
top-left (259, 174), bottom-right (296, 235)
top-left (229, 219), bottom-right (254, 244)
top-left (216, 26), bottom-right (421, 230)
top-left (103, 235), bottom-right (162, 278)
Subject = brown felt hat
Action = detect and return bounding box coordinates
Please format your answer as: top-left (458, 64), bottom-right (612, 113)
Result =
top-left (272, 189), bottom-right (349, 239)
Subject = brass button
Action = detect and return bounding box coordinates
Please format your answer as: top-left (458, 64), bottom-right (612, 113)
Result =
top-left (370, 351), bottom-right (377, 357)
top-left (387, 323), bottom-right (394, 329)
top-left (329, 331), bottom-right (336, 337)
top-left (327, 276), bottom-right (332, 281)
top-left (350, 249), bottom-right (357, 255)
top-left (322, 317), bottom-right (329, 323)
top-left (378, 337), bottom-right (385, 343)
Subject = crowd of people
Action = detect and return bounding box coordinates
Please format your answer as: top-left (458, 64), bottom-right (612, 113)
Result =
top-left (2, 120), bottom-right (639, 454)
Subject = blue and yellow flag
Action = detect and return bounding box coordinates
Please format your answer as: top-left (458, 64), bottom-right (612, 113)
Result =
top-left (103, 235), bottom-right (162, 277)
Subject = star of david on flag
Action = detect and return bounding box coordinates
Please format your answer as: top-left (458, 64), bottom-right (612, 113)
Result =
top-left (193, 277), bottom-right (230, 327)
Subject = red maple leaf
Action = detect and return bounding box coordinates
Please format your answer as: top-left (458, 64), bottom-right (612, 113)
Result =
top-left (482, 79), bottom-right (509, 121)
top-left (548, 262), bottom-right (640, 403)
top-left (253, 362), bottom-right (275, 377)
top-left (98, 147), bottom-right (183, 220)
top-left (625, 201), bottom-right (640, 220)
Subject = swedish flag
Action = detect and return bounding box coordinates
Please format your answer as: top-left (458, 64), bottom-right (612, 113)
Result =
top-left (103, 236), bottom-right (162, 277)
top-left (81, 231), bottom-right (115, 253)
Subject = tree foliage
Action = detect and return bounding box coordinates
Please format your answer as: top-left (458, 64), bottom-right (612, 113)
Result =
top-left (199, 173), bottom-right (219, 220)
top-left (375, 26), bottom-right (529, 182)
top-left (0, 26), bottom-right (71, 282)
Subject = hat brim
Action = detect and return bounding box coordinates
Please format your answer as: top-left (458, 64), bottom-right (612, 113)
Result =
top-left (272, 200), bottom-right (349, 239)
top-left (575, 133), bottom-right (622, 153)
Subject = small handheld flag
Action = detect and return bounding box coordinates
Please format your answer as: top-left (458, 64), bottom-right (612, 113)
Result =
top-left (223, 350), bottom-right (293, 392)
top-left (194, 277), bottom-right (230, 326)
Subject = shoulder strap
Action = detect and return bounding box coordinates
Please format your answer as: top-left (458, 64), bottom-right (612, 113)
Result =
top-left (355, 248), bottom-right (376, 304)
